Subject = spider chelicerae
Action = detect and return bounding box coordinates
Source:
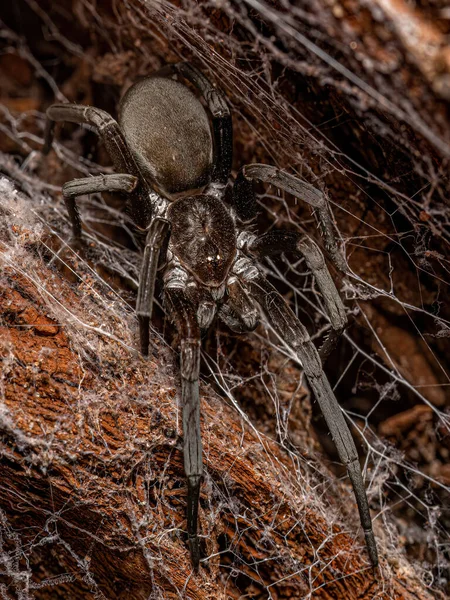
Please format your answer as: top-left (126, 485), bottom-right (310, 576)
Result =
top-left (43, 61), bottom-right (378, 570)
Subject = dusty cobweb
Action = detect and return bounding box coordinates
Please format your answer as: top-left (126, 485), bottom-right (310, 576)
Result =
top-left (0, 0), bottom-right (449, 598)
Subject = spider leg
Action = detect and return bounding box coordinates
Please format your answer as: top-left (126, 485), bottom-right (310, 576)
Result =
top-left (43, 104), bottom-right (153, 229)
top-left (248, 231), bottom-right (347, 362)
top-left (159, 62), bottom-right (233, 187)
top-left (137, 218), bottom-right (170, 356)
top-left (232, 164), bottom-right (346, 272)
top-left (236, 262), bottom-right (378, 567)
top-left (62, 174), bottom-right (138, 242)
top-left (165, 284), bottom-right (203, 570)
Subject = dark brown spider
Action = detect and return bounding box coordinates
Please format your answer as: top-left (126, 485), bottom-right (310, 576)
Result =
top-left (43, 62), bottom-right (378, 571)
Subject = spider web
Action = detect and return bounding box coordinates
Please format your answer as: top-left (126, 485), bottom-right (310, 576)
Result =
top-left (0, 0), bottom-right (449, 598)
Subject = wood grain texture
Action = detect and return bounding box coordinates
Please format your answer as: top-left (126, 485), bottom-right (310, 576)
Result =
top-left (0, 222), bottom-right (433, 599)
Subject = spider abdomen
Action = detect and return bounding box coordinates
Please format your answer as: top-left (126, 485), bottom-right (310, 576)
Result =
top-left (119, 77), bottom-right (213, 196)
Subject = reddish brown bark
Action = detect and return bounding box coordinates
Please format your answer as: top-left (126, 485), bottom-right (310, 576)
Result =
top-left (1, 0), bottom-right (449, 598)
top-left (0, 242), bottom-right (434, 599)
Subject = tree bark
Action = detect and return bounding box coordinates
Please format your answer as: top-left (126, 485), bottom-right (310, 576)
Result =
top-left (1, 0), bottom-right (449, 598)
top-left (0, 208), bottom-right (434, 598)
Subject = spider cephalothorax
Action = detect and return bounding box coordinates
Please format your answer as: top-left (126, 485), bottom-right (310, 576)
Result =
top-left (168, 195), bottom-right (236, 286)
top-left (43, 62), bottom-right (379, 571)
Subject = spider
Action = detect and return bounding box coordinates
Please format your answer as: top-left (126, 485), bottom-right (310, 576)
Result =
top-left (42, 62), bottom-right (378, 570)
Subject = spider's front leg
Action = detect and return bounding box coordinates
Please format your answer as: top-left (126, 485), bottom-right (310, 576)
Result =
top-left (248, 231), bottom-right (347, 362)
top-left (164, 275), bottom-right (203, 570)
top-left (236, 260), bottom-right (379, 568)
top-left (137, 218), bottom-right (170, 356)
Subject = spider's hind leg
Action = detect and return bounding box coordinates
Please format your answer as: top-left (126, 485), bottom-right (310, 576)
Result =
top-left (43, 103), bottom-right (153, 229)
top-left (232, 164), bottom-right (347, 273)
top-left (62, 174), bottom-right (138, 243)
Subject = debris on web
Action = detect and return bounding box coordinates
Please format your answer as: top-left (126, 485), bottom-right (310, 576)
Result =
top-left (0, 0), bottom-right (449, 598)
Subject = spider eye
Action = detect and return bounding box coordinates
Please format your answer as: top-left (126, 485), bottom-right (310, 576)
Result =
top-left (216, 254), bottom-right (221, 260)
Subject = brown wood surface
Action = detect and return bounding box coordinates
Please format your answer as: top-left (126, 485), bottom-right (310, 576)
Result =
top-left (0, 236), bottom-right (434, 598)
top-left (1, 0), bottom-right (449, 598)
